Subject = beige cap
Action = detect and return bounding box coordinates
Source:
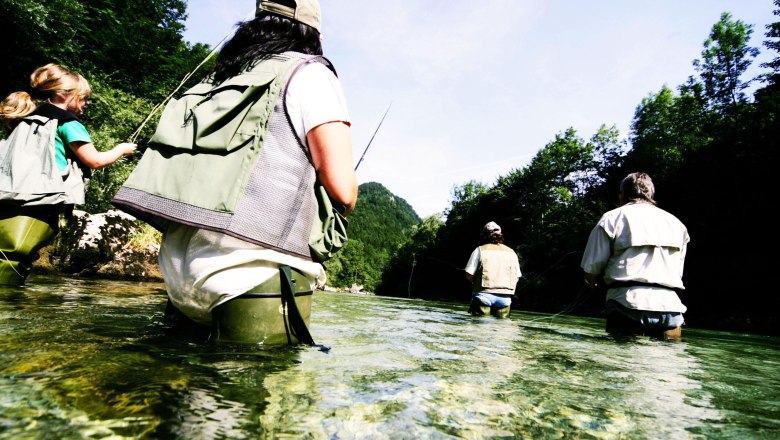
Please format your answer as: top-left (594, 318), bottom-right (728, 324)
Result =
top-left (483, 221), bottom-right (501, 234)
top-left (256, 0), bottom-right (321, 32)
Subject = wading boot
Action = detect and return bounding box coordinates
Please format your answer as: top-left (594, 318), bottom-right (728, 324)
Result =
top-left (492, 306), bottom-right (511, 319)
top-left (211, 266), bottom-right (313, 345)
top-left (0, 213), bottom-right (57, 286)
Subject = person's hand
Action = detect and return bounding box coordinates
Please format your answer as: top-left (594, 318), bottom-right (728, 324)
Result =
top-left (583, 272), bottom-right (600, 289)
top-left (117, 142), bottom-right (137, 157)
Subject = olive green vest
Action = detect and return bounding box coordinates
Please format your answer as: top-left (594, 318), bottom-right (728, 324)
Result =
top-left (113, 53), bottom-right (331, 261)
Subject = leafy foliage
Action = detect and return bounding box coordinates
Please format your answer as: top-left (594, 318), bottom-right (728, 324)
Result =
top-left (692, 12), bottom-right (760, 117)
top-left (763, 0), bottom-right (780, 84)
top-left (323, 182), bottom-right (420, 291)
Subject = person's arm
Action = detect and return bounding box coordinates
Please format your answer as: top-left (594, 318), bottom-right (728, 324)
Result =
top-left (464, 247), bottom-right (481, 283)
top-left (308, 121), bottom-right (357, 216)
top-left (69, 141), bottom-right (136, 170)
top-left (581, 223), bottom-right (611, 289)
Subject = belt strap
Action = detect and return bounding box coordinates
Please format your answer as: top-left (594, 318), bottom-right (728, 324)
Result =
top-left (279, 266), bottom-right (330, 352)
top-left (608, 280), bottom-right (683, 294)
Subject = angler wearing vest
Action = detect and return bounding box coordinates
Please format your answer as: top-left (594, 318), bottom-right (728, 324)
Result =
top-left (581, 172), bottom-right (689, 340)
top-left (113, 0), bottom-right (357, 345)
top-left (465, 222), bottom-right (522, 318)
top-left (0, 64), bottom-right (136, 285)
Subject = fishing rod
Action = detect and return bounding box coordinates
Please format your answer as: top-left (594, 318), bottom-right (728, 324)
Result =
top-left (355, 102), bottom-right (392, 171)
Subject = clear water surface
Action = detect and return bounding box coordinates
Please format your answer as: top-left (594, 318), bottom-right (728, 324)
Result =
top-left (1, 275), bottom-right (779, 439)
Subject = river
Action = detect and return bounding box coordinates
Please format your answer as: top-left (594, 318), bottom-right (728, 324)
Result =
top-left (1, 275), bottom-right (779, 439)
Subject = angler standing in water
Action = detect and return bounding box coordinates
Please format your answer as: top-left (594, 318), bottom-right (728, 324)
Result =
top-left (0, 63), bottom-right (137, 285)
top-left (464, 222), bottom-right (522, 318)
top-left (581, 172), bottom-right (689, 340)
top-left (113, 0), bottom-right (357, 345)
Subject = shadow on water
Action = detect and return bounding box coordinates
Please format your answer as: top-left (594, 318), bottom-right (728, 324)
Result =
top-left (2, 276), bottom-right (780, 438)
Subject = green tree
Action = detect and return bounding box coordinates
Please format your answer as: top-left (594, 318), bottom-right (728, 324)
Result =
top-left (692, 12), bottom-right (760, 117)
top-left (627, 85), bottom-right (710, 181)
top-left (77, 0), bottom-right (211, 100)
top-left (762, 0), bottom-right (780, 82)
top-left (0, 0), bottom-right (87, 95)
top-left (377, 214), bottom-right (444, 296)
top-left (323, 182), bottom-right (420, 291)
top-left (444, 180), bottom-right (488, 224)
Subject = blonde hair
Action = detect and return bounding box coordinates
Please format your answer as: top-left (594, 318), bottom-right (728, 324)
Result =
top-left (1, 63), bottom-right (92, 130)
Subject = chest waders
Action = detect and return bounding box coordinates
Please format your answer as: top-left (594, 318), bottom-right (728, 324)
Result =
top-left (210, 266), bottom-right (327, 349)
top-left (468, 295), bottom-right (512, 318)
top-left (1, 105), bottom-right (87, 285)
top-left (0, 208), bottom-right (59, 286)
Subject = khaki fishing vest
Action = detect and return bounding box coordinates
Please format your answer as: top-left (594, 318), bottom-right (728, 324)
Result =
top-left (112, 53), bottom-right (333, 261)
top-left (474, 243), bottom-right (520, 294)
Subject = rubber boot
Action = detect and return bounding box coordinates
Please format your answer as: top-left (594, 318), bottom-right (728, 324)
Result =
top-left (468, 297), bottom-right (491, 316)
top-left (662, 326), bottom-right (682, 341)
top-left (492, 306), bottom-right (511, 318)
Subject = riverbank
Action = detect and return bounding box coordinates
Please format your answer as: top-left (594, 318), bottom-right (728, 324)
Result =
top-left (29, 210), bottom-right (372, 293)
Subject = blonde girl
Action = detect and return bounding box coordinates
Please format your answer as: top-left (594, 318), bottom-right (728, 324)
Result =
top-left (1, 63), bottom-right (136, 171)
top-left (0, 64), bottom-right (136, 285)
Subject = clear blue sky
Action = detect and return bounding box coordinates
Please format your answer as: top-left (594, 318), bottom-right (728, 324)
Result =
top-left (182, 1), bottom-right (776, 219)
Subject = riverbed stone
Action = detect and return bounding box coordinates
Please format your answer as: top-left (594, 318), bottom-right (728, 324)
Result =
top-left (38, 209), bottom-right (162, 281)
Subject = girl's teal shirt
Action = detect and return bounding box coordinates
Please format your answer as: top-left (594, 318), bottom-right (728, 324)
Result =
top-left (55, 120), bottom-right (91, 171)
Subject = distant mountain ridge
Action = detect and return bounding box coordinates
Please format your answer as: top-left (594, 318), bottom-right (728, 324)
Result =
top-left (349, 182), bottom-right (420, 249)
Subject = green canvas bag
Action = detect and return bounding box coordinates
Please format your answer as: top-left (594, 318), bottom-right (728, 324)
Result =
top-left (309, 181), bottom-right (349, 262)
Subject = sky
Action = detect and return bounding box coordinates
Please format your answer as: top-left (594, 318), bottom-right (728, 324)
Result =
top-left (181, 1), bottom-right (776, 219)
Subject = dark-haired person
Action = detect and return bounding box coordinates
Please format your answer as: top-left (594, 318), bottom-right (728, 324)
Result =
top-left (581, 172), bottom-right (689, 340)
top-left (0, 63), bottom-right (136, 285)
top-left (464, 222), bottom-right (522, 318)
top-left (113, 0), bottom-right (357, 343)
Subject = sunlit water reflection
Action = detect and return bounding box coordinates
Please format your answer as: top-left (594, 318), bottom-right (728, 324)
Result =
top-left (1, 276), bottom-right (779, 439)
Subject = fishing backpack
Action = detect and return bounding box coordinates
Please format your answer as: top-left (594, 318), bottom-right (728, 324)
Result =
top-left (0, 115), bottom-right (87, 207)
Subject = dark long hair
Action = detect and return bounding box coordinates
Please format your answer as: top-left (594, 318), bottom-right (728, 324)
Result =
top-left (212, 12), bottom-right (322, 83)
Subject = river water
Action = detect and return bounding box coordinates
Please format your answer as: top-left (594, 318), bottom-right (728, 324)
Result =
top-left (1, 276), bottom-right (779, 439)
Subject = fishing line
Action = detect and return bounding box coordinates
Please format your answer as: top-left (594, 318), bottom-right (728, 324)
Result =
top-left (127, 10), bottom-right (254, 144)
top-left (523, 286), bottom-right (591, 324)
top-left (407, 253), bottom-right (415, 298)
top-left (0, 249), bottom-right (24, 278)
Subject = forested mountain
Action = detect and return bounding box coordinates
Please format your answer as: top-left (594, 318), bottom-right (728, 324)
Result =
top-left (322, 182), bottom-right (420, 291)
top-left (379, 7), bottom-right (780, 336)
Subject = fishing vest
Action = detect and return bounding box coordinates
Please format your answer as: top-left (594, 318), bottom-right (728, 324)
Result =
top-left (474, 243), bottom-right (520, 294)
top-left (0, 104), bottom-right (88, 207)
top-left (112, 53), bottom-right (332, 261)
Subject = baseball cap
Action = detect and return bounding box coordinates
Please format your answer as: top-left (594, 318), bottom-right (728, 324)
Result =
top-left (256, 0), bottom-right (321, 32)
top-left (483, 221), bottom-right (501, 234)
